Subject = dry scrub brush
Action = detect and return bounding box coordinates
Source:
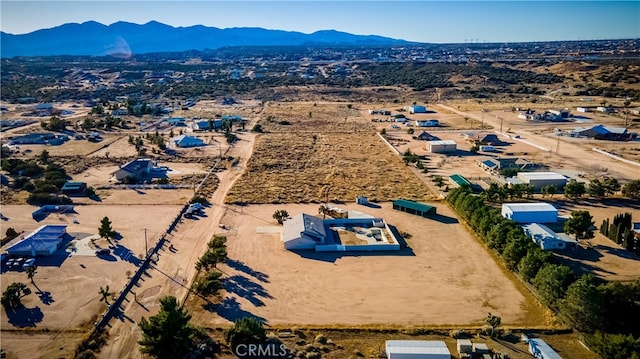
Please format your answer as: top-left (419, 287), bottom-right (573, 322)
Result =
top-left (225, 132), bottom-right (434, 204)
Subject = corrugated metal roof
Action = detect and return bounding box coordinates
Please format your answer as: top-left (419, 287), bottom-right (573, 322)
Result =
top-left (502, 203), bottom-right (557, 212)
top-left (386, 340), bottom-right (450, 355)
top-left (393, 199), bottom-right (435, 212)
top-left (518, 172), bottom-right (567, 181)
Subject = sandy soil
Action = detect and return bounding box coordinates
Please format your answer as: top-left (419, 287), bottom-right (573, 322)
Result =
top-left (185, 202), bottom-right (549, 329)
top-left (0, 203), bottom-right (182, 358)
top-left (435, 104), bottom-right (639, 181)
top-left (97, 130), bottom-right (257, 359)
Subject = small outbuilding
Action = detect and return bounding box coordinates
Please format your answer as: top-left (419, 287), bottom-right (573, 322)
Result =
top-left (61, 181), bottom-right (87, 196)
top-left (502, 203), bottom-right (558, 223)
top-left (517, 172), bottom-right (567, 191)
top-left (393, 199), bottom-right (436, 217)
top-left (428, 140), bottom-right (457, 153)
top-left (449, 174), bottom-right (471, 188)
top-left (456, 339), bottom-right (472, 355)
top-left (386, 340), bottom-right (451, 359)
top-left (407, 105), bottom-right (428, 114)
top-left (415, 119), bottom-right (439, 127)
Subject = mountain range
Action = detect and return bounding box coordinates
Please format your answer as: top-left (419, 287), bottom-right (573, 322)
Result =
top-left (0, 21), bottom-right (411, 58)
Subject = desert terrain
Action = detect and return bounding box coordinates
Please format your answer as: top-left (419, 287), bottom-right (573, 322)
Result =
top-left (1, 89), bottom-right (639, 359)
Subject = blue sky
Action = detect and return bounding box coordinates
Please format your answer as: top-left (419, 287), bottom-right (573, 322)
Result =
top-left (1, 1), bottom-right (639, 43)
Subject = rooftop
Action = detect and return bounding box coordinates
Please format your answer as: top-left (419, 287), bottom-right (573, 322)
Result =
top-left (393, 199), bottom-right (435, 213)
top-left (450, 174), bottom-right (471, 187)
top-left (502, 202), bottom-right (557, 212)
top-left (428, 140), bottom-right (456, 145)
top-left (386, 340), bottom-right (450, 355)
top-left (518, 172), bottom-right (567, 180)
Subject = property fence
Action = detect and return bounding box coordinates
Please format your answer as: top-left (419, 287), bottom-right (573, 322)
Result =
top-left (94, 202), bottom-right (190, 331)
top-left (592, 147), bottom-right (640, 167)
top-left (97, 184), bottom-right (194, 190)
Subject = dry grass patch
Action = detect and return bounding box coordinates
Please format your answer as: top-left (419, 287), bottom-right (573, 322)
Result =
top-left (226, 132), bottom-right (434, 204)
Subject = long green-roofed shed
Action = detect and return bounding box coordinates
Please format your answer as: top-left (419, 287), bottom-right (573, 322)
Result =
top-left (449, 174), bottom-right (471, 188)
top-left (393, 199), bottom-right (436, 217)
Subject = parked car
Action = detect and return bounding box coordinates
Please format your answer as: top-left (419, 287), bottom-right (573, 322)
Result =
top-left (22, 258), bottom-right (36, 268)
top-left (95, 248), bottom-right (110, 255)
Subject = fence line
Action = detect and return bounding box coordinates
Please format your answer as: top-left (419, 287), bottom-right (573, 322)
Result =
top-left (592, 147), bottom-right (640, 167)
top-left (97, 184), bottom-right (194, 190)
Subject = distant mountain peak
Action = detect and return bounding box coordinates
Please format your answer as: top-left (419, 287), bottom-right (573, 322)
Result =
top-left (0, 20), bottom-right (411, 58)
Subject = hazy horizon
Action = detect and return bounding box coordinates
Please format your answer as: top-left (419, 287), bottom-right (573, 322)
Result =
top-left (1, 1), bottom-right (639, 43)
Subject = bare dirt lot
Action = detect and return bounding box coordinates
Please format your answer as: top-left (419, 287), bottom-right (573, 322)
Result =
top-left (185, 202), bottom-right (553, 329)
top-left (0, 203), bottom-right (183, 357)
top-left (545, 198), bottom-right (640, 282)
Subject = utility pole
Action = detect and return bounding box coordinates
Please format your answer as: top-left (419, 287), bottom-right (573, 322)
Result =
top-left (143, 228), bottom-right (148, 256)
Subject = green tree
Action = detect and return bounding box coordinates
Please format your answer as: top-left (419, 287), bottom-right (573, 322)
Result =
top-left (138, 295), bottom-right (198, 359)
top-left (38, 149), bottom-right (50, 164)
top-left (25, 265), bottom-right (37, 284)
top-left (273, 209), bottom-right (289, 225)
top-left (225, 317), bottom-right (266, 355)
top-left (517, 249), bottom-right (552, 281)
top-left (1, 282), bottom-right (31, 310)
top-left (251, 124), bottom-right (263, 133)
top-left (98, 216), bottom-right (115, 241)
top-left (5, 227), bottom-right (18, 240)
top-left (621, 179), bottom-right (640, 198)
top-left (564, 179), bottom-right (586, 198)
top-left (193, 271), bottom-right (223, 296)
top-left (532, 264), bottom-right (575, 307)
top-left (564, 210), bottom-right (595, 241)
top-left (560, 274), bottom-right (604, 332)
top-left (486, 312), bottom-right (501, 337)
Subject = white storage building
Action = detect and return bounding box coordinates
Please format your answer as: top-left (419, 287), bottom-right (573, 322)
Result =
top-left (528, 338), bottom-right (563, 359)
top-left (501, 203), bottom-right (558, 223)
top-left (386, 340), bottom-right (451, 359)
top-left (428, 140), bottom-right (457, 153)
top-left (517, 172), bottom-right (567, 191)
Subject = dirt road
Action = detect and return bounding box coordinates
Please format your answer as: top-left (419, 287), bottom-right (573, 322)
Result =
top-left (98, 131), bottom-right (256, 359)
top-left (434, 104), bottom-right (639, 180)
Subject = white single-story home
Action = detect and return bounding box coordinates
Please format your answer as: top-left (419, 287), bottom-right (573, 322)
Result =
top-left (7, 225), bottom-right (68, 257)
top-left (523, 223), bottom-right (577, 250)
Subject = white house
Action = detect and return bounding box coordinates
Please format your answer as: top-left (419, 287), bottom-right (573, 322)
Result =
top-left (172, 135), bottom-right (205, 148)
top-left (576, 107), bottom-right (591, 113)
top-left (386, 341), bottom-right (450, 359)
top-left (501, 203), bottom-right (558, 223)
top-left (111, 158), bottom-right (154, 182)
top-left (523, 223), bottom-right (577, 251)
top-left (415, 119), bottom-right (439, 127)
top-left (282, 213), bottom-right (327, 250)
top-left (7, 225), bottom-right (67, 257)
top-left (407, 105), bottom-right (427, 114)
